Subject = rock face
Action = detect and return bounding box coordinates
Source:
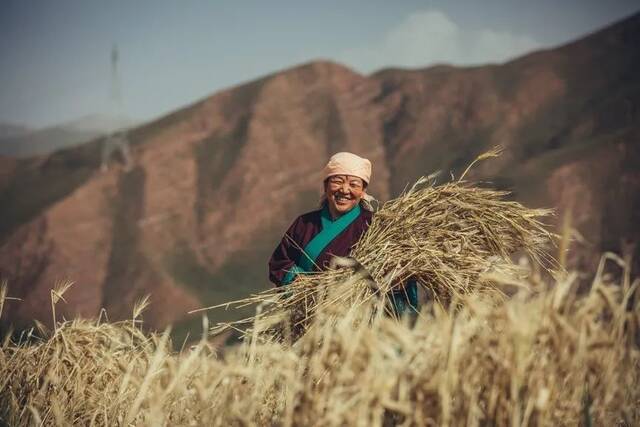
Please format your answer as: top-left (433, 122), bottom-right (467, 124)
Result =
top-left (1, 13), bottom-right (639, 330)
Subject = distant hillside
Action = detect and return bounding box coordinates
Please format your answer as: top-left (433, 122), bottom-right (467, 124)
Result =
top-left (0, 12), bottom-right (638, 333)
top-left (0, 123), bottom-right (30, 139)
top-left (0, 114), bottom-right (136, 157)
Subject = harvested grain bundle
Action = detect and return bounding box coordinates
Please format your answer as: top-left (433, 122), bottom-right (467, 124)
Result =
top-left (352, 179), bottom-right (556, 297)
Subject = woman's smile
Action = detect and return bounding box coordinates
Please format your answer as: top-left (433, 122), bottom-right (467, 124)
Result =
top-left (334, 193), bottom-right (353, 204)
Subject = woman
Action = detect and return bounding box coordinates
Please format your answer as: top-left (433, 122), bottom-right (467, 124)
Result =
top-left (268, 152), bottom-right (418, 314)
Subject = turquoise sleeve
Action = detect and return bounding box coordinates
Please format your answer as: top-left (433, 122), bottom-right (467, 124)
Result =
top-left (281, 264), bottom-right (304, 286)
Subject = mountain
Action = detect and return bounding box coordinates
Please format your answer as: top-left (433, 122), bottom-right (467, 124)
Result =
top-left (0, 123), bottom-right (30, 139)
top-left (0, 12), bottom-right (638, 333)
top-left (0, 114), bottom-right (136, 157)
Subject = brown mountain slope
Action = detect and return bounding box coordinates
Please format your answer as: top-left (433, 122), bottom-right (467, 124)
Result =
top-left (372, 11), bottom-right (640, 271)
top-left (1, 13), bottom-right (638, 331)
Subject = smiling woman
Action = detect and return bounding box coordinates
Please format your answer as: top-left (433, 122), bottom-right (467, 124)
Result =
top-left (268, 152), bottom-right (419, 314)
top-left (268, 152), bottom-right (373, 287)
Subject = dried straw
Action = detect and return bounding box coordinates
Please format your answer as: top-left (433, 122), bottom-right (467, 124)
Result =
top-left (1, 255), bottom-right (638, 426)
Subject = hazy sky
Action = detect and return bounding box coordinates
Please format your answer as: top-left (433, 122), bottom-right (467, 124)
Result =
top-left (1, 0), bottom-right (638, 128)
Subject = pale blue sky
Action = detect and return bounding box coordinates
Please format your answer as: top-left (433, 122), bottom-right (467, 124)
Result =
top-left (1, 0), bottom-right (638, 128)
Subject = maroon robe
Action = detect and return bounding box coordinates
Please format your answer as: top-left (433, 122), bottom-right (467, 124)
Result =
top-left (268, 206), bottom-right (373, 286)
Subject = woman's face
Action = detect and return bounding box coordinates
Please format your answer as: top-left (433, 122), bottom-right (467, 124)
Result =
top-left (324, 175), bottom-right (366, 218)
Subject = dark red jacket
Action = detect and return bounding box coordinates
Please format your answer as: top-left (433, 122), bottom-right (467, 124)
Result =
top-left (268, 206), bottom-right (373, 286)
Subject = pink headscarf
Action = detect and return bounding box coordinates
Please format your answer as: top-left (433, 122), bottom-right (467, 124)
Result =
top-left (323, 152), bottom-right (372, 184)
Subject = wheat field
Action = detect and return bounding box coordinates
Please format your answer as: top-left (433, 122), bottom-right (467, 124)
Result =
top-left (1, 260), bottom-right (638, 426)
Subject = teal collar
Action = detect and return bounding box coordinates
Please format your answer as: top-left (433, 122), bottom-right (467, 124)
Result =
top-left (320, 203), bottom-right (361, 230)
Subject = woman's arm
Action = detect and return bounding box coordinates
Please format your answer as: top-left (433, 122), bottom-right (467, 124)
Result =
top-left (268, 218), bottom-right (303, 286)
